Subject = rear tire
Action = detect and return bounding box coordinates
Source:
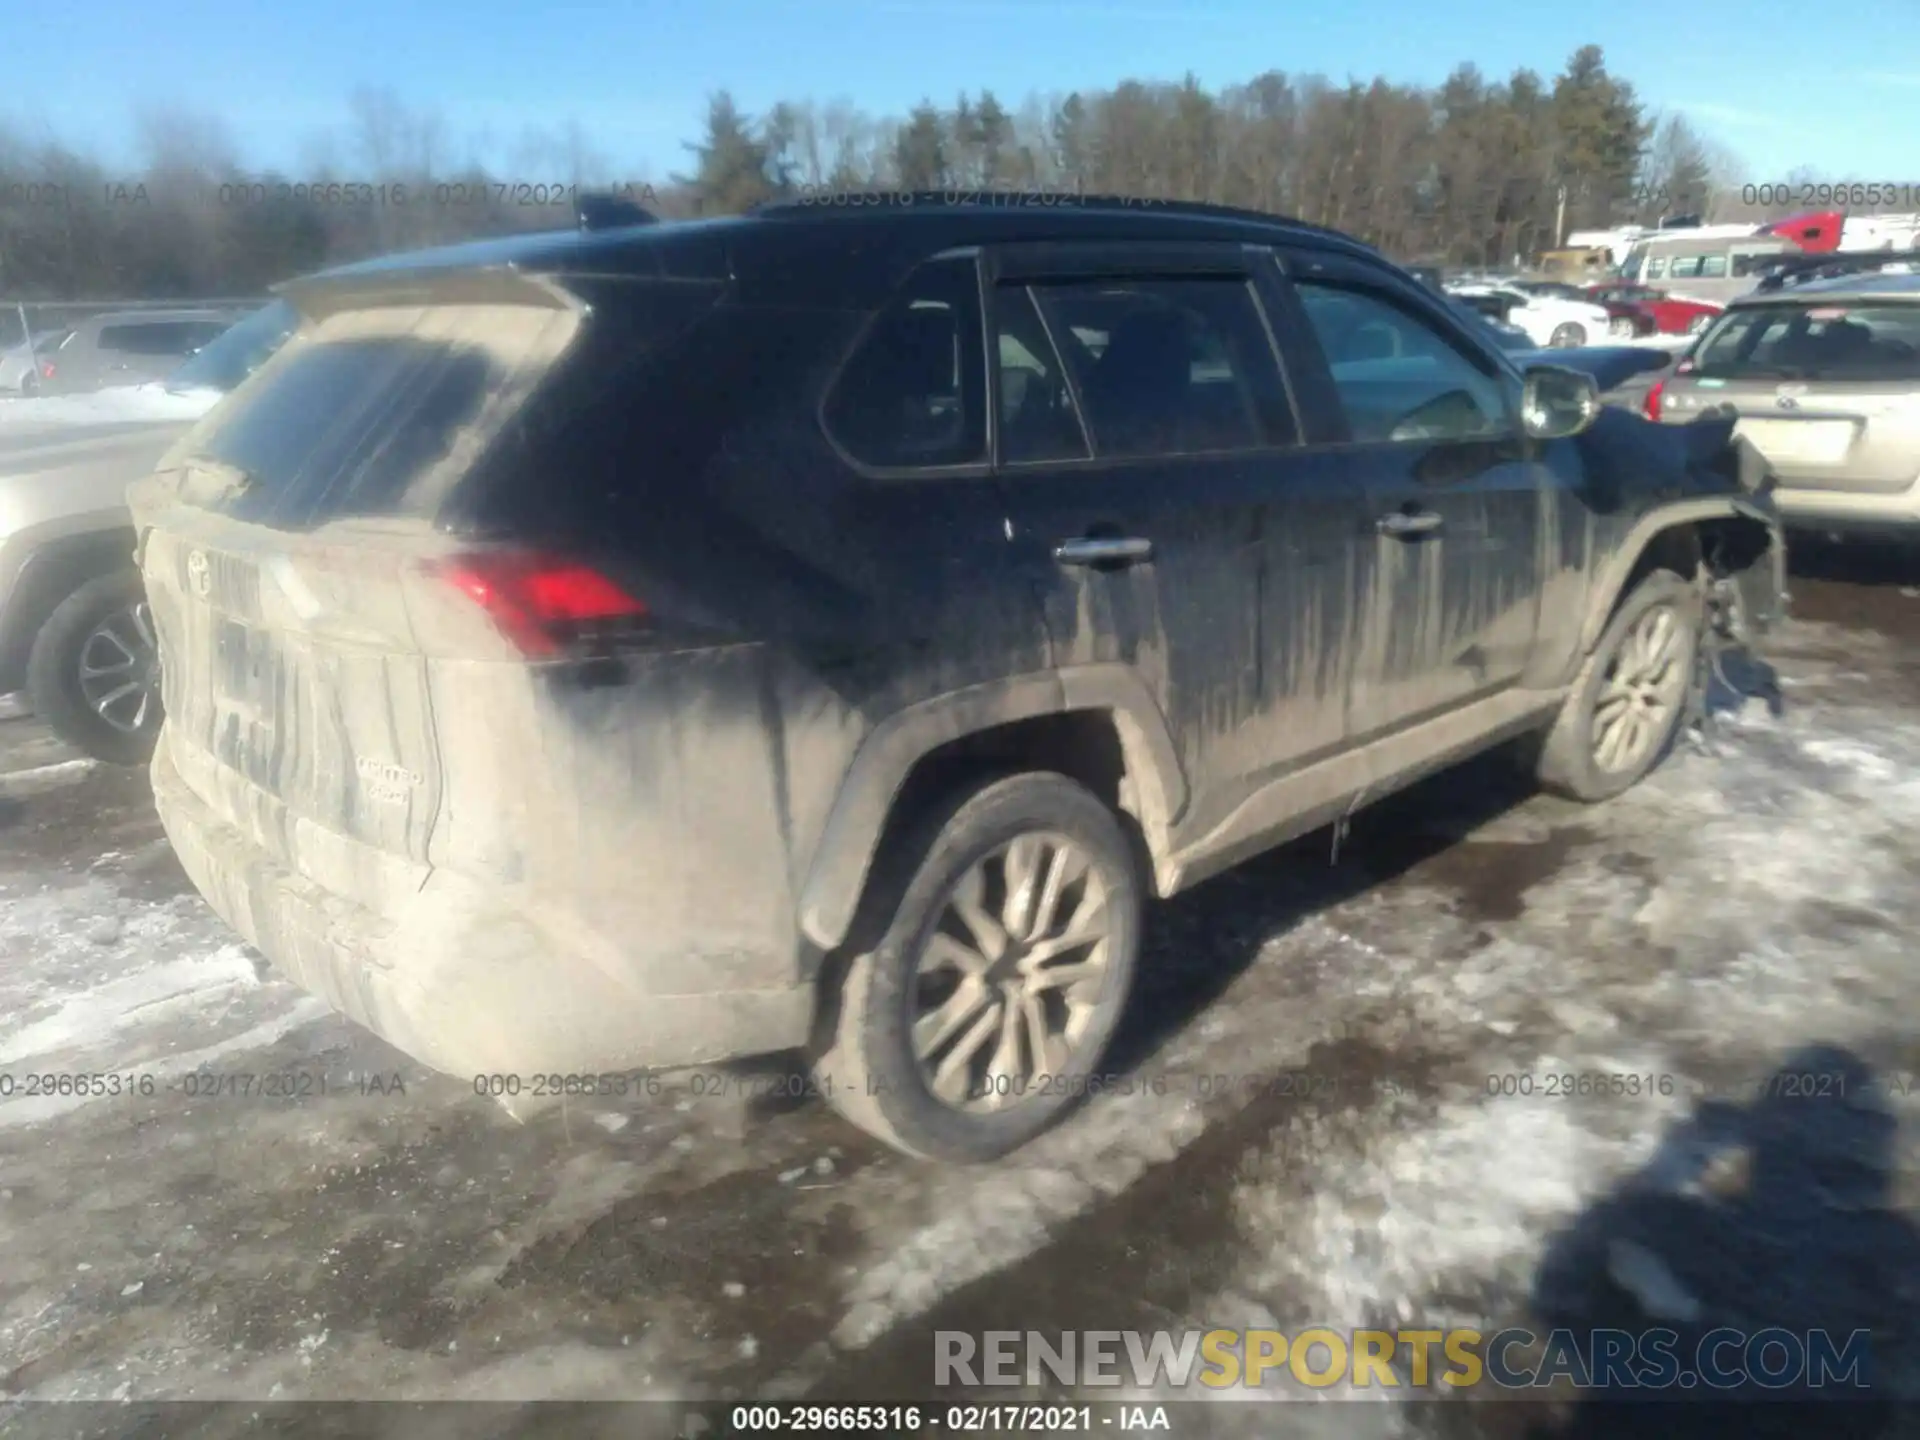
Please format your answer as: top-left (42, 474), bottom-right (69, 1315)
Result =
top-left (26, 570), bottom-right (163, 766)
top-left (1535, 569), bottom-right (1701, 803)
top-left (811, 772), bottom-right (1142, 1163)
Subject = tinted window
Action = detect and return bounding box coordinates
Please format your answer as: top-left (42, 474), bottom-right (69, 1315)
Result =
top-left (1731, 252), bottom-right (1774, 278)
top-left (1028, 276), bottom-right (1293, 459)
top-left (1690, 302), bottom-right (1920, 381)
top-left (1668, 256), bottom-right (1704, 279)
top-left (1295, 281), bottom-right (1512, 443)
top-left (97, 320), bottom-right (225, 356)
top-left (191, 303), bottom-right (577, 529)
top-left (823, 257), bottom-right (986, 469)
top-left (991, 285), bottom-right (1089, 464)
top-left (1645, 256), bottom-right (1669, 279)
top-left (1699, 254), bottom-right (1729, 278)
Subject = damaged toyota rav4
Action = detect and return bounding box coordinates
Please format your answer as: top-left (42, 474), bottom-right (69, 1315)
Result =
top-left (129, 195), bottom-right (1785, 1162)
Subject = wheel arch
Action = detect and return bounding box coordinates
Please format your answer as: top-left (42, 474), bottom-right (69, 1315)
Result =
top-left (0, 523), bottom-right (139, 694)
top-left (1569, 499), bottom-right (1774, 679)
top-left (795, 665), bottom-right (1187, 957)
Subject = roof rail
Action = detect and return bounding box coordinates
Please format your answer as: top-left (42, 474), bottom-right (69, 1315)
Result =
top-left (1753, 248), bottom-right (1920, 292)
top-left (577, 192), bottom-right (658, 231)
top-left (748, 189), bottom-right (1363, 240)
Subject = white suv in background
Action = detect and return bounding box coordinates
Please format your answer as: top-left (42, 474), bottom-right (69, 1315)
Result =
top-left (1446, 282), bottom-right (1612, 348)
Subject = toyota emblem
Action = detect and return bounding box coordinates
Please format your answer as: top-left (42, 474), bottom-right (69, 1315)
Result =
top-left (186, 549), bottom-right (211, 598)
top-left (1776, 396), bottom-right (1799, 410)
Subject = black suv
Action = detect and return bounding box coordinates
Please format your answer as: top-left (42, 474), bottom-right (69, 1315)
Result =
top-left (130, 195), bottom-right (1785, 1162)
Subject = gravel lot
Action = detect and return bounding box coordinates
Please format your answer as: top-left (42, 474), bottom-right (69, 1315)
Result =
top-left (2, 553), bottom-right (1919, 1438)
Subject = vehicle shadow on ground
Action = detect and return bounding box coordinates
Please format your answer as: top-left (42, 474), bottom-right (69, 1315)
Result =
top-left (1515, 1042), bottom-right (1920, 1439)
top-left (1788, 537), bottom-right (1920, 589)
top-left (1784, 539), bottom-right (1920, 644)
top-left (1103, 745), bottom-right (1541, 1078)
top-left (1105, 639), bottom-right (1780, 1081)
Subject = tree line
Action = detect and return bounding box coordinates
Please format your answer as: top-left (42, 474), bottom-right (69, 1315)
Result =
top-left (0, 46), bottom-right (1891, 309)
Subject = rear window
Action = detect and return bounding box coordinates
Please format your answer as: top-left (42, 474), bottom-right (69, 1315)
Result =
top-left (186, 302), bottom-right (582, 529)
top-left (1689, 302), bottom-right (1920, 381)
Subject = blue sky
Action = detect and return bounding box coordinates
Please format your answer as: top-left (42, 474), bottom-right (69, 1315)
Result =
top-left (8, 0), bottom-right (1918, 182)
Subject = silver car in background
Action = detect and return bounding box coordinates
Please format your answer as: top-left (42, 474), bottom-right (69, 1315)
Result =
top-left (0, 330), bottom-right (73, 394)
top-left (1649, 273), bottom-right (1920, 540)
top-left (35, 310), bottom-right (239, 396)
top-left (0, 301), bottom-right (296, 761)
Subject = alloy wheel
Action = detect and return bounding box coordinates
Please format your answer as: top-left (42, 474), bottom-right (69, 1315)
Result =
top-left (909, 832), bottom-right (1114, 1112)
top-left (1591, 603), bottom-right (1688, 774)
top-left (77, 601), bottom-right (159, 735)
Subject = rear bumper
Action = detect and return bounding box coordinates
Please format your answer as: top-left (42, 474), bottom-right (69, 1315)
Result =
top-left (152, 735), bottom-right (816, 1080)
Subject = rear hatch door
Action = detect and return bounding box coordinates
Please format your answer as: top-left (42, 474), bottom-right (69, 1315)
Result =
top-left (133, 288), bottom-right (585, 905)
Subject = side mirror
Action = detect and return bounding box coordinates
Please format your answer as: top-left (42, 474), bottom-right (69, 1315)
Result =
top-left (1522, 364), bottom-right (1600, 439)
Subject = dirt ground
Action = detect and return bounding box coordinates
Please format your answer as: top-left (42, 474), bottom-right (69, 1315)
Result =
top-left (3, 549), bottom-right (1920, 1439)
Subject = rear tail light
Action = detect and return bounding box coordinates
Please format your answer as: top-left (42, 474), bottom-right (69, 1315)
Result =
top-left (39, 362), bottom-right (55, 379)
top-left (1643, 378), bottom-right (1666, 422)
top-left (432, 551), bottom-right (648, 657)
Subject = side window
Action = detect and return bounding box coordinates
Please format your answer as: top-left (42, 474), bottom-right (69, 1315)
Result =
top-left (1699, 254), bottom-right (1729, 278)
top-left (1669, 256), bottom-right (1704, 279)
top-left (97, 322), bottom-right (209, 356)
top-left (1731, 252), bottom-right (1770, 278)
top-left (1645, 256), bottom-right (1668, 279)
top-left (1292, 280), bottom-right (1512, 444)
top-left (990, 285), bottom-right (1090, 464)
top-left (823, 257), bottom-right (985, 469)
top-left (1026, 276), bottom-right (1294, 459)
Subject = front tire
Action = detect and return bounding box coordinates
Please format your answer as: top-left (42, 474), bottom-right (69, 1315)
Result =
top-left (26, 570), bottom-right (164, 766)
top-left (1534, 569), bottom-right (1701, 803)
top-left (812, 772), bottom-right (1142, 1162)
top-left (1549, 322), bottom-right (1588, 348)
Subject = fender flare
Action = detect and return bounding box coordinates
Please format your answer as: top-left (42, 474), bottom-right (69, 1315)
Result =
top-left (1574, 497), bottom-right (1780, 663)
top-left (796, 664), bottom-right (1187, 952)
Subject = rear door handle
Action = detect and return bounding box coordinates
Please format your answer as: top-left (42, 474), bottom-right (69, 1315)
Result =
top-left (1377, 510), bottom-right (1443, 537)
top-left (1055, 536), bottom-right (1153, 566)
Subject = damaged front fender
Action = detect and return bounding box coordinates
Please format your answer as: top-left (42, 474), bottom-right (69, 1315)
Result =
top-left (1575, 410), bottom-right (1788, 667)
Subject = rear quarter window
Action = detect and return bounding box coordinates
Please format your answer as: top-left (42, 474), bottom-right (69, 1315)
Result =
top-left (98, 321), bottom-right (221, 356)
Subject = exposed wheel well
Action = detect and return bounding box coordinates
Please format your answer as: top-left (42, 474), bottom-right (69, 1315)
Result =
top-left (1586, 513), bottom-right (1776, 662)
top-left (1624, 524), bottom-right (1704, 591)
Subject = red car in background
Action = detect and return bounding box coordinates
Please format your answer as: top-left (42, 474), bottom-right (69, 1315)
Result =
top-left (1584, 282), bottom-right (1723, 338)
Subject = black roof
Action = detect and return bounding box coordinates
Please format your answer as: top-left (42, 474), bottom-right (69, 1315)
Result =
top-left (281, 195), bottom-right (1380, 312)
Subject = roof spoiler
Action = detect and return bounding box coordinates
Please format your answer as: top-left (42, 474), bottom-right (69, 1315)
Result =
top-left (577, 193), bottom-right (658, 231)
top-left (274, 266), bottom-right (582, 324)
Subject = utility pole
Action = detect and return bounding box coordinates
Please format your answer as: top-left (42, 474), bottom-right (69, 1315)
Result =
top-left (1554, 184), bottom-right (1569, 249)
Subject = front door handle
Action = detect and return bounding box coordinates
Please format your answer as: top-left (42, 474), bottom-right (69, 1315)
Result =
top-left (1377, 510), bottom-right (1443, 537)
top-left (1055, 536), bottom-right (1154, 567)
